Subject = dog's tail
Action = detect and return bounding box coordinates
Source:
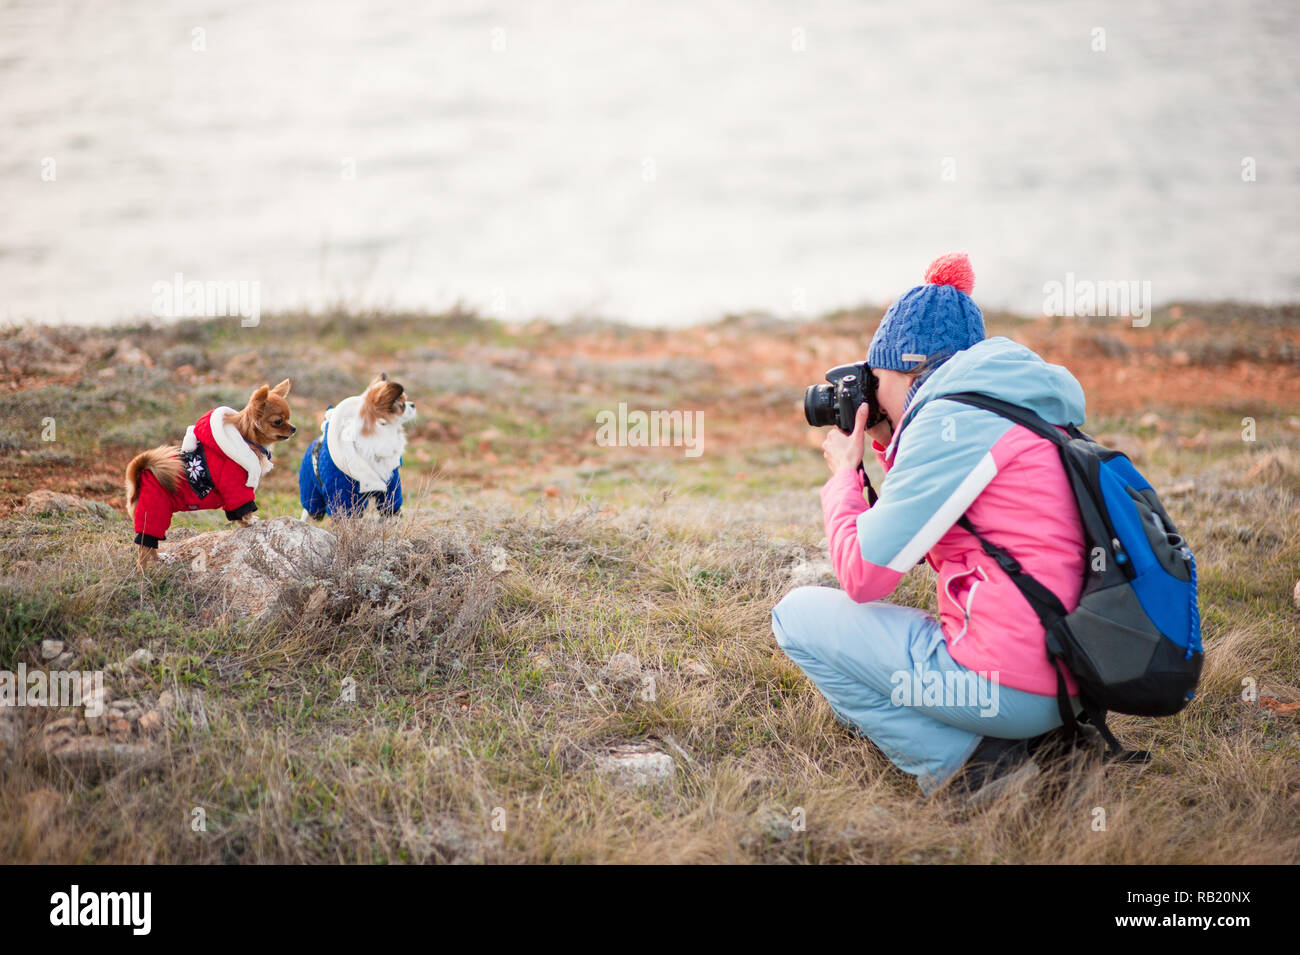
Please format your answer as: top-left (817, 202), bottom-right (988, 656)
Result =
top-left (125, 446), bottom-right (182, 517)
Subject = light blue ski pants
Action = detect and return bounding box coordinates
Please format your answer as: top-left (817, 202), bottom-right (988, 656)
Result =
top-left (772, 585), bottom-right (1079, 795)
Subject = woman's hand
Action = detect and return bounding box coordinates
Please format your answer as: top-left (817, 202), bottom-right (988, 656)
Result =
top-left (822, 404), bottom-right (870, 474)
top-left (823, 404), bottom-right (895, 475)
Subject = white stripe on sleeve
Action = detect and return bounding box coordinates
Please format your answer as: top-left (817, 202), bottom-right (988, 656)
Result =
top-left (884, 451), bottom-right (999, 572)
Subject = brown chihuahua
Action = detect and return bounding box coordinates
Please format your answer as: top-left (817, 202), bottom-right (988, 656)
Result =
top-left (126, 380), bottom-right (295, 571)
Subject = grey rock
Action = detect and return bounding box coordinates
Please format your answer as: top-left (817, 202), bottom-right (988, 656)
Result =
top-left (108, 700), bottom-right (144, 723)
top-left (681, 658), bottom-right (712, 678)
top-left (43, 736), bottom-right (155, 778)
top-left (753, 806), bottom-right (796, 842)
top-left (160, 517), bottom-right (337, 619)
top-left (602, 653), bottom-right (642, 683)
top-left (788, 557), bottom-right (835, 588)
top-left (19, 490), bottom-right (116, 521)
top-left (43, 716), bottom-right (80, 738)
top-left (595, 745), bottom-right (676, 787)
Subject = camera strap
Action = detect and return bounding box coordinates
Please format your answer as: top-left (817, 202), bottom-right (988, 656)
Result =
top-left (859, 463), bottom-right (928, 566)
top-left (858, 463), bottom-right (878, 506)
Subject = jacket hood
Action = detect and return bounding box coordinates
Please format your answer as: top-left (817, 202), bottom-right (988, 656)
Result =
top-left (897, 336), bottom-right (1086, 435)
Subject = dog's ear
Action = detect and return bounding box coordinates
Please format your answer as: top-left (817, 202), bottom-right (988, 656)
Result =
top-left (249, 384), bottom-right (271, 406)
top-left (376, 381), bottom-right (404, 408)
top-left (270, 379), bottom-right (291, 398)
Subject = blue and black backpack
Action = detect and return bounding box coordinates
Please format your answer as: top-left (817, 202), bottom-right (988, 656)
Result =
top-left (945, 393), bottom-right (1204, 762)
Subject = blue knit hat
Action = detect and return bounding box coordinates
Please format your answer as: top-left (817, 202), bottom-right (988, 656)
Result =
top-left (867, 253), bottom-right (985, 377)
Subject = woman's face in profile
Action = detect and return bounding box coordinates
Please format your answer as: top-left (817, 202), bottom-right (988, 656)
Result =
top-left (874, 369), bottom-right (912, 435)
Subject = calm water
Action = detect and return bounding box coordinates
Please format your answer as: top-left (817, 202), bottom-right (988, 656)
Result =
top-left (2, 0), bottom-right (1297, 326)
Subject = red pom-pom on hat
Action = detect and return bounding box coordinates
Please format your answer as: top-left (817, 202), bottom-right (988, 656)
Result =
top-left (923, 253), bottom-right (974, 295)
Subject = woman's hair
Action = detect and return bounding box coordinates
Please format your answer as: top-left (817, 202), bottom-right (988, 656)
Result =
top-left (897, 350), bottom-right (956, 412)
top-left (902, 351), bottom-right (953, 380)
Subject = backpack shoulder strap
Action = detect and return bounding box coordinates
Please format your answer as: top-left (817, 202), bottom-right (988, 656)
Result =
top-left (960, 512), bottom-right (1144, 761)
top-left (955, 514), bottom-right (1067, 627)
top-left (941, 392), bottom-right (1073, 446)
top-left (945, 393), bottom-right (1149, 763)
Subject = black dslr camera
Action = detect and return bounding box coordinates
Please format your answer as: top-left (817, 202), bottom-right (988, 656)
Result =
top-left (803, 362), bottom-right (886, 434)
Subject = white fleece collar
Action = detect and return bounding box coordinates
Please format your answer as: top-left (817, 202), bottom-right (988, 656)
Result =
top-left (183, 406), bottom-right (273, 490)
top-left (323, 396), bottom-right (391, 493)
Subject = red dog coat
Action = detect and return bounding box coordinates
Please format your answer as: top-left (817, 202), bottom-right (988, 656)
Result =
top-left (132, 407), bottom-right (273, 547)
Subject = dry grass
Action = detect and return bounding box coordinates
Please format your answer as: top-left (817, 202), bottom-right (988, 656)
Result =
top-left (1, 308), bottom-right (1297, 863)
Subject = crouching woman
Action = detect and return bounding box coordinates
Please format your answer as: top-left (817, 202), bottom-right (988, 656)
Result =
top-left (772, 254), bottom-right (1087, 800)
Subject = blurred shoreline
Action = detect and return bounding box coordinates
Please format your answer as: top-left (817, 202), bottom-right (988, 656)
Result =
top-left (5, 2), bottom-right (1299, 326)
top-left (5, 295), bottom-right (1300, 336)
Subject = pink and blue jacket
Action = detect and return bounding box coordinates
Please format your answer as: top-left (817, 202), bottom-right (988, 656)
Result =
top-left (821, 336), bottom-right (1086, 697)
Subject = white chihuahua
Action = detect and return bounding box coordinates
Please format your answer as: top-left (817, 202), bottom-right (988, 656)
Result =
top-left (298, 373), bottom-right (417, 519)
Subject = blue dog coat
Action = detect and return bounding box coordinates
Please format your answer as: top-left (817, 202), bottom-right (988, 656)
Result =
top-left (298, 415), bottom-right (403, 519)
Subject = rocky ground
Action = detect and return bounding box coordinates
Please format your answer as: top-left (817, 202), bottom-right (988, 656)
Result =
top-left (1, 303), bottom-right (1298, 863)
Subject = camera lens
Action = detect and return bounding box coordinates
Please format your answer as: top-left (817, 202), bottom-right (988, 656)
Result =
top-left (803, 384), bottom-right (837, 427)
